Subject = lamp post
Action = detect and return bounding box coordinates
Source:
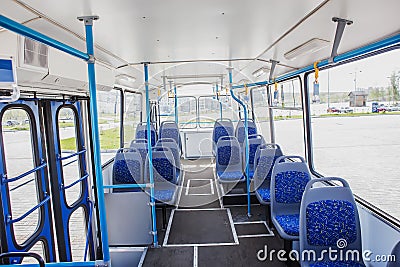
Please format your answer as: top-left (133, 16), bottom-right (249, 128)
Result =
top-left (350, 70), bottom-right (362, 91)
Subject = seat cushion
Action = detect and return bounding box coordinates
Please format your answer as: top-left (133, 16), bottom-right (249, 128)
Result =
top-left (306, 200), bottom-right (357, 246)
top-left (154, 189), bottom-right (175, 202)
top-left (256, 187), bottom-right (270, 202)
top-left (217, 171), bottom-right (245, 181)
top-left (275, 214), bottom-right (300, 236)
top-left (310, 260), bottom-right (365, 267)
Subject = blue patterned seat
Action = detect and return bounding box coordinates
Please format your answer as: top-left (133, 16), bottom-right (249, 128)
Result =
top-left (216, 136), bottom-right (245, 183)
top-left (275, 214), bottom-right (300, 236)
top-left (144, 147), bottom-right (178, 205)
top-left (112, 148), bottom-right (143, 192)
top-left (310, 261), bottom-right (365, 267)
top-left (136, 123), bottom-right (157, 147)
top-left (212, 119), bottom-right (234, 155)
top-left (235, 119), bottom-right (257, 145)
top-left (156, 138), bottom-right (181, 183)
top-left (246, 134), bottom-right (265, 179)
top-left (159, 121), bottom-right (181, 152)
top-left (299, 177), bottom-right (365, 267)
top-left (271, 156), bottom-right (311, 241)
top-left (256, 187), bottom-right (271, 202)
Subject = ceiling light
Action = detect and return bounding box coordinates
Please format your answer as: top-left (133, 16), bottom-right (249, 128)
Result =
top-left (284, 38), bottom-right (330, 61)
top-left (252, 67), bottom-right (270, 78)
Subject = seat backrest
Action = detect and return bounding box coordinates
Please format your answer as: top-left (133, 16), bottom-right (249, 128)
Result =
top-left (212, 119), bottom-right (234, 145)
top-left (144, 147), bottom-right (177, 184)
top-left (254, 143), bottom-right (283, 189)
top-left (247, 134), bottom-right (265, 172)
top-left (129, 139), bottom-right (148, 165)
top-left (216, 136), bottom-right (242, 174)
top-left (271, 156), bottom-right (311, 216)
top-left (156, 138), bottom-right (180, 170)
top-left (159, 121), bottom-right (181, 151)
top-left (235, 119), bottom-right (258, 144)
top-left (135, 123), bottom-right (157, 147)
top-left (112, 148), bottom-right (143, 192)
top-left (300, 177), bottom-right (363, 264)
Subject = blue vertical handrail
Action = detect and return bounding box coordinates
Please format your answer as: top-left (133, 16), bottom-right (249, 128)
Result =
top-left (82, 18), bottom-right (111, 264)
top-left (144, 63), bottom-right (159, 247)
top-left (174, 86), bottom-right (178, 124)
top-left (228, 69), bottom-right (251, 217)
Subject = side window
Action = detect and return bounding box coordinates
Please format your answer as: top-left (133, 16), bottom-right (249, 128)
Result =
top-left (58, 107), bottom-right (83, 206)
top-left (97, 89), bottom-right (122, 163)
top-left (124, 91), bottom-right (142, 146)
top-left (158, 94), bottom-right (175, 124)
top-left (308, 49), bottom-right (400, 220)
top-left (198, 96), bottom-right (239, 127)
top-left (251, 86), bottom-right (271, 141)
top-left (177, 97), bottom-right (197, 129)
top-left (1, 108), bottom-right (41, 247)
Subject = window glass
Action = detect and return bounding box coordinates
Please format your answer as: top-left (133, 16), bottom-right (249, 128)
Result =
top-left (124, 91), bottom-right (142, 146)
top-left (58, 107), bottom-right (82, 206)
top-left (198, 96), bottom-right (239, 127)
top-left (97, 89), bottom-right (121, 163)
top-left (308, 49), bottom-right (400, 219)
top-left (251, 86), bottom-right (271, 142)
top-left (2, 108), bottom-right (39, 245)
top-left (177, 97), bottom-right (197, 129)
top-left (272, 78), bottom-right (305, 156)
top-left (158, 95), bottom-right (175, 124)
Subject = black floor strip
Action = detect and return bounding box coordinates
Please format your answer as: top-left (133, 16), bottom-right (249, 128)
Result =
top-left (235, 222), bottom-right (270, 236)
top-left (165, 209), bottom-right (236, 245)
top-left (142, 246), bottom-right (193, 267)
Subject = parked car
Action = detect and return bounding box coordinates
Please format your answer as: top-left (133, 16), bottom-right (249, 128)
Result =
top-left (3, 120), bottom-right (19, 126)
top-left (328, 107), bottom-right (340, 113)
top-left (378, 106), bottom-right (388, 112)
top-left (339, 107), bottom-right (354, 113)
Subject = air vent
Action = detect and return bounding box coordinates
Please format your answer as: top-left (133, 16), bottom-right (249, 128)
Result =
top-left (20, 37), bottom-right (48, 71)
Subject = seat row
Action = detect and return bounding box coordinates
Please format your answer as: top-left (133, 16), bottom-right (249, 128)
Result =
top-left (252, 146), bottom-right (365, 266)
top-left (213, 118), bottom-right (266, 183)
top-left (135, 121), bottom-right (182, 152)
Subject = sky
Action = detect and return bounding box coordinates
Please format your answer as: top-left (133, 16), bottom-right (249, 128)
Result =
top-left (313, 49), bottom-right (400, 92)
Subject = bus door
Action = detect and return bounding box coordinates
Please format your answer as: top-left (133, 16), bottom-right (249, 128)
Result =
top-left (0, 99), bottom-right (56, 264)
top-left (43, 100), bottom-right (95, 262)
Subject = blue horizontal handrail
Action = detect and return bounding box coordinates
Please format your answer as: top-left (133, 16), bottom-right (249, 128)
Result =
top-left (2, 162), bottom-right (47, 184)
top-left (62, 174), bottom-right (89, 190)
top-left (7, 195), bottom-right (50, 224)
top-left (0, 15), bottom-right (89, 61)
top-left (232, 33), bottom-right (400, 89)
top-left (103, 183), bottom-right (149, 189)
top-left (58, 149), bottom-right (87, 161)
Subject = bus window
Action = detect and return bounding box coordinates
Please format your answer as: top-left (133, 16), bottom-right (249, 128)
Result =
top-left (123, 91), bottom-right (142, 146)
top-left (58, 107), bottom-right (82, 206)
top-left (198, 96), bottom-right (239, 127)
top-left (68, 207), bottom-right (87, 261)
top-left (97, 89), bottom-right (122, 163)
top-left (308, 49), bottom-right (400, 220)
top-left (251, 86), bottom-right (271, 141)
top-left (1, 108), bottom-right (40, 245)
top-left (177, 97), bottom-right (197, 129)
top-left (158, 95), bottom-right (175, 124)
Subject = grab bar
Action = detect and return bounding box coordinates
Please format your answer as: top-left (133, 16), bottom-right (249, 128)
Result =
top-left (7, 195), bottom-right (50, 224)
top-left (61, 173), bottom-right (89, 190)
top-left (2, 162), bottom-right (47, 184)
top-left (58, 149), bottom-right (86, 161)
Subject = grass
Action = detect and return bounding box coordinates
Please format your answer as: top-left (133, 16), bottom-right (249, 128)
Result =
top-left (316, 111), bottom-right (400, 118)
top-left (60, 127), bottom-right (120, 151)
top-left (3, 125), bottom-right (30, 131)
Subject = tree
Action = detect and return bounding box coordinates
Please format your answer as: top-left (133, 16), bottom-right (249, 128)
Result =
top-left (389, 71), bottom-right (399, 103)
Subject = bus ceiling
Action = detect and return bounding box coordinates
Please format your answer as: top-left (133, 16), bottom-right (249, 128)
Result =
top-left (1, 0), bottom-right (400, 93)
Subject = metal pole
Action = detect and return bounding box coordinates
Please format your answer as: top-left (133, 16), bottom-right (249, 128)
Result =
top-left (174, 86), bottom-right (178, 124)
top-left (228, 68), bottom-right (251, 217)
top-left (327, 69), bottom-right (330, 109)
top-left (144, 63), bottom-right (159, 247)
top-left (78, 15), bottom-right (111, 265)
top-left (216, 84), bottom-right (223, 120)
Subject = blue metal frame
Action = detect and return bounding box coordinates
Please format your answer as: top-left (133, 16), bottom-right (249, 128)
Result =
top-left (144, 63), bottom-right (159, 247)
top-left (0, 101), bottom-right (56, 263)
top-left (228, 70), bottom-right (251, 217)
top-left (49, 101), bottom-right (94, 261)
